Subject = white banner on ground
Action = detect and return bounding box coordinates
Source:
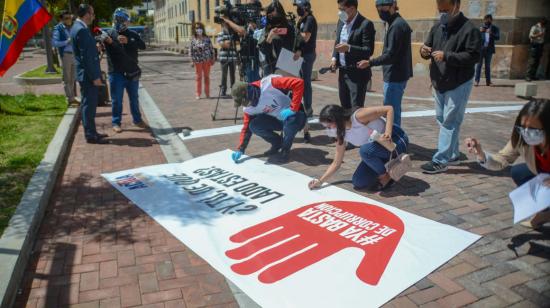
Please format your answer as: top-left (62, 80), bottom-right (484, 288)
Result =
top-left (102, 150), bottom-right (480, 308)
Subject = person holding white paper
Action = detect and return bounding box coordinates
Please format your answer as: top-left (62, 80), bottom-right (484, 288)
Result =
top-left (308, 104), bottom-right (408, 192)
top-left (465, 98), bottom-right (550, 228)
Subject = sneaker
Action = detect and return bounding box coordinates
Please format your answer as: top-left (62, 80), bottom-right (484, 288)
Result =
top-left (421, 161), bottom-right (448, 174)
top-left (113, 125), bottom-right (122, 133)
top-left (447, 157), bottom-right (461, 166)
top-left (134, 121), bottom-right (148, 129)
top-left (263, 146), bottom-right (280, 156)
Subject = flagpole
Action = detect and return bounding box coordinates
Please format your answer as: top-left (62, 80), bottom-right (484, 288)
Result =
top-left (40, 0), bottom-right (56, 73)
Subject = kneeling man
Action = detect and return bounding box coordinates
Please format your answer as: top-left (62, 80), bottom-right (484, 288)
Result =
top-left (231, 74), bottom-right (307, 163)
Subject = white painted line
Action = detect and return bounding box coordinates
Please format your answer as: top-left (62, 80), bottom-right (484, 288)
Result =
top-left (311, 83), bottom-right (527, 105)
top-left (178, 105), bottom-right (523, 141)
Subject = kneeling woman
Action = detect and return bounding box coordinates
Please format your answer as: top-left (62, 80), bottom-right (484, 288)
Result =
top-left (465, 98), bottom-right (550, 228)
top-left (308, 104), bottom-right (409, 191)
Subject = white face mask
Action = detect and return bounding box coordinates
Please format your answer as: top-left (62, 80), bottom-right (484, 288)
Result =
top-left (338, 10), bottom-right (348, 23)
top-left (518, 127), bottom-right (546, 146)
top-left (196, 28), bottom-right (204, 35)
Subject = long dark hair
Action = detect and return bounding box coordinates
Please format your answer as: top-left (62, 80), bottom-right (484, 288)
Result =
top-left (192, 22), bottom-right (205, 38)
top-left (511, 98), bottom-right (550, 149)
top-left (319, 105), bottom-right (350, 145)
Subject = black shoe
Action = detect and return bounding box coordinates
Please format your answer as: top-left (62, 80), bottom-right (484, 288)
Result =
top-left (304, 132), bottom-right (311, 144)
top-left (96, 133), bottom-right (108, 139)
top-left (276, 149), bottom-right (290, 163)
top-left (345, 143), bottom-right (356, 150)
top-left (86, 137), bottom-right (109, 144)
top-left (263, 146), bottom-right (280, 156)
top-left (421, 161), bottom-right (448, 174)
top-left (526, 77), bottom-right (532, 82)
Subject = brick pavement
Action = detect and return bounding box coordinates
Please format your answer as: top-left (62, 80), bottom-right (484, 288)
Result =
top-left (4, 53), bottom-right (238, 308)
top-left (139, 50), bottom-right (550, 307)
top-left (5, 49), bottom-right (550, 307)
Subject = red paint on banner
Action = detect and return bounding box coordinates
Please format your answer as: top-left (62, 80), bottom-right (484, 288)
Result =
top-left (225, 201), bottom-right (404, 285)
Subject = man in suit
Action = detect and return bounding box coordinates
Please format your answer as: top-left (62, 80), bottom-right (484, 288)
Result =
top-left (330, 0), bottom-right (375, 112)
top-left (71, 4), bottom-right (108, 144)
top-left (474, 14), bottom-right (499, 86)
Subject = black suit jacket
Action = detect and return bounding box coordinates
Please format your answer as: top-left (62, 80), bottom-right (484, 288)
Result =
top-left (332, 13), bottom-right (375, 79)
top-left (480, 24), bottom-right (500, 54)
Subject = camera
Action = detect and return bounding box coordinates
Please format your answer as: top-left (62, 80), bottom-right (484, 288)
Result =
top-left (214, 0), bottom-right (262, 26)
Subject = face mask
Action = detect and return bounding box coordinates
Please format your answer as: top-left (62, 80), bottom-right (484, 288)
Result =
top-left (518, 127), bottom-right (545, 146)
top-left (338, 10), bottom-right (348, 23)
top-left (378, 10), bottom-right (392, 22)
top-left (196, 28), bottom-right (203, 35)
top-left (439, 12), bottom-right (449, 26)
top-left (297, 7), bottom-right (305, 17)
top-left (484, 22), bottom-right (491, 26)
top-left (325, 127), bottom-right (338, 138)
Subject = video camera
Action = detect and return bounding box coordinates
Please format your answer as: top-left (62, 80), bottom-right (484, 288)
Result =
top-left (214, 0), bottom-right (262, 26)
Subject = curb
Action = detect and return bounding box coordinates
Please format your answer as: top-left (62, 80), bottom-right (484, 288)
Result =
top-left (0, 107), bottom-right (80, 308)
top-left (14, 74), bottom-right (62, 86)
top-left (138, 85), bottom-right (260, 308)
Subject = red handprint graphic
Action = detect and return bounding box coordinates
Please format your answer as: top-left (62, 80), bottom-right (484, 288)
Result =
top-left (225, 201), bottom-right (404, 285)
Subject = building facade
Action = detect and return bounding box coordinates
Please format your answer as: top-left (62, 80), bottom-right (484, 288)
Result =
top-left (153, 0), bottom-right (550, 78)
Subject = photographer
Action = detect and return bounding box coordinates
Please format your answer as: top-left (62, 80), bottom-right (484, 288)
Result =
top-left (103, 8), bottom-right (147, 133)
top-left (220, 16), bottom-right (261, 82)
top-left (217, 22), bottom-right (238, 97)
top-left (259, 1), bottom-right (302, 75)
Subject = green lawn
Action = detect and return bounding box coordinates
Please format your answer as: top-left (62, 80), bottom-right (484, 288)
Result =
top-left (0, 94), bottom-right (67, 236)
top-left (20, 65), bottom-right (62, 78)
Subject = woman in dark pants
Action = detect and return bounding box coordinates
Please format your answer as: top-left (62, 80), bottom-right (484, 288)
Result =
top-left (465, 99), bottom-right (550, 228)
top-left (308, 104), bottom-right (408, 191)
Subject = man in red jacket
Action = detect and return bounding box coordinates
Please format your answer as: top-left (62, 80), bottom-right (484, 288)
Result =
top-left (231, 74), bottom-right (307, 163)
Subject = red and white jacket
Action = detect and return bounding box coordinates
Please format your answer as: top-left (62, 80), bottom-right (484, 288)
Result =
top-left (237, 75), bottom-right (304, 152)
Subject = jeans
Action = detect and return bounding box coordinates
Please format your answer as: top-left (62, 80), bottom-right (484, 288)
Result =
top-left (352, 125), bottom-right (409, 189)
top-left (475, 48), bottom-right (493, 84)
top-left (432, 79), bottom-right (474, 165)
top-left (79, 81), bottom-right (98, 140)
top-left (194, 61), bottom-right (211, 97)
top-left (108, 72), bottom-right (142, 126)
top-left (383, 81), bottom-right (407, 127)
top-left (221, 61), bottom-right (236, 93)
top-left (511, 163), bottom-right (536, 186)
top-left (249, 112), bottom-right (307, 151)
top-left (301, 52), bottom-right (316, 115)
top-left (244, 61), bottom-right (260, 82)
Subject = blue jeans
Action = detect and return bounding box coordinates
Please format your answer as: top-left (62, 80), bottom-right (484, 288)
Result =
top-left (249, 112), bottom-right (307, 151)
top-left (383, 81), bottom-right (407, 127)
top-left (511, 163), bottom-right (536, 186)
top-left (352, 125), bottom-right (409, 189)
top-left (109, 72), bottom-right (142, 126)
top-left (432, 79), bottom-right (473, 165)
top-left (301, 52), bottom-right (316, 115)
top-left (244, 61), bottom-right (260, 82)
top-left (475, 48), bottom-right (493, 83)
top-left (79, 81), bottom-right (98, 140)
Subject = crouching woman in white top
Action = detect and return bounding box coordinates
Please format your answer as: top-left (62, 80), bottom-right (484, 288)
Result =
top-left (308, 104), bottom-right (409, 191)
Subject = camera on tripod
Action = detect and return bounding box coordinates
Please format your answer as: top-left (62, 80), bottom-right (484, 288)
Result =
top-left (213, 0), bottom-right (262, 26)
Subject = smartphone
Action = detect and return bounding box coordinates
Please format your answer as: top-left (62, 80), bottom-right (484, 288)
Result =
top-left (273, 28), bottom-right (288, 35)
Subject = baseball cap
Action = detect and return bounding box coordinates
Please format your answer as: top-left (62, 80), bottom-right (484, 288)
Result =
top-left (231, 82), bottom-right (249, 107)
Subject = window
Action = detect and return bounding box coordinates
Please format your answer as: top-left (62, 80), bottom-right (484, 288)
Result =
top-left (206, 0), bottom-right (210, 20)
top-left (197, 0), bottom-right (202, 21)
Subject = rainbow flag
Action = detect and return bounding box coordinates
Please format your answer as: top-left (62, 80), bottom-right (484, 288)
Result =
top-left (0, 0), bottom-right (51, 76)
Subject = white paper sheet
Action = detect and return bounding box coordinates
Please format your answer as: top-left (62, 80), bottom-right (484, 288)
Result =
top-left (509, 173), bottom-right (550, 224)
top-left (275, 48), bottom-right (303, 77)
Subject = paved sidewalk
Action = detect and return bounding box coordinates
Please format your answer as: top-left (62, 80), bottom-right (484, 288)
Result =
top-left (4, 50), bottom-right (550, 308)
top-left (139, 50), bottom-right (550, 307)
top-left (4, 54), bottom-right (239, 308)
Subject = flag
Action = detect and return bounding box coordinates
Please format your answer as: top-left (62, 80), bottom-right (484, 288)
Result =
top-left (0, 0), bottom-right (51, 76)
